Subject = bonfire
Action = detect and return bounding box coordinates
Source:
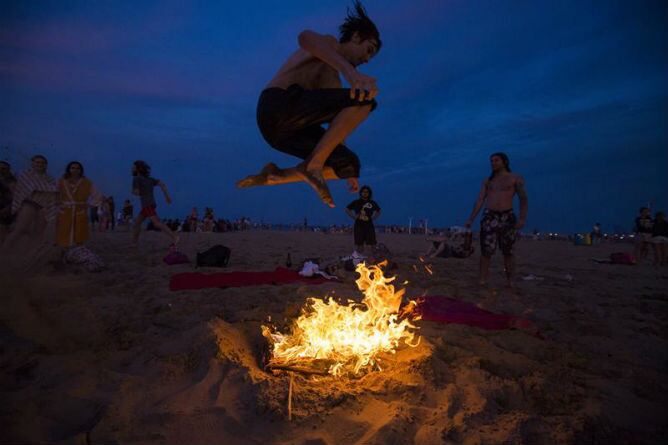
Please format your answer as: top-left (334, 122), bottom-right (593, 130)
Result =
top-left (262, 262), bottom-right (420, 377)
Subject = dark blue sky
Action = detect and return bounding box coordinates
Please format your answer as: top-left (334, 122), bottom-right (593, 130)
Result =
top-left (1, 0), bottom-right (666, 232)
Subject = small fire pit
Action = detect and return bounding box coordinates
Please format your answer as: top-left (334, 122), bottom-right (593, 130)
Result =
top-left (262, 262), bottom-right (420, 377)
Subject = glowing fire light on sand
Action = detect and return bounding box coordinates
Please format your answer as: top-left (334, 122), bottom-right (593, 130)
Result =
top-left (262, 262), bottom-right (420, 376)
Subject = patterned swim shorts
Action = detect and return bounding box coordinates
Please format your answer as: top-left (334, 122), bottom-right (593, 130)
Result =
top-left (480, 209), bottom-right (516, 256)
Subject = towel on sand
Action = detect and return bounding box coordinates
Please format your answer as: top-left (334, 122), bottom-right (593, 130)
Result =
top-left (414, 295), bottom-right (541, 337)
top-left (170, 267), bottom-right (334, 291)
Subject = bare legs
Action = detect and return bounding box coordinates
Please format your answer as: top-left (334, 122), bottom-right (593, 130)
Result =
top-left (479, 254), bottom-right (514, 288)
top-left (479, 255), bottom-right (491, 286)
top-left (237, 103), bottom-right (372, 207)
top-left (132, 214), bottom-right (178, 246)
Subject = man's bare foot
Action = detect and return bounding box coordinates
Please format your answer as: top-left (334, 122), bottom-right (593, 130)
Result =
top-left (296, 163), bottom-right (334, 207)
top-left (236, 163), bottom-right (282, 188)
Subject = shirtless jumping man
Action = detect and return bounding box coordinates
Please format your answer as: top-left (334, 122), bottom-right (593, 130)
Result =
top-left (465, 153), bottom-right (529, 287)
top-left (236, 1), bottom-right (381, 208)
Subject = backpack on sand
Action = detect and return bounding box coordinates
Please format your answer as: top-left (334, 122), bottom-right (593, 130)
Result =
top-left (196, 245), bottom-right (231, 268)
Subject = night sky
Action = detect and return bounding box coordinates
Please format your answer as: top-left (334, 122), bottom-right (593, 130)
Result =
top-left (1, 0), bottom-right (666, 233)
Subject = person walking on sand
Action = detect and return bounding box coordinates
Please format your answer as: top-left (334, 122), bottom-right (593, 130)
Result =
top-left (131, 160), bottom-right (178, 246)
top-left (236, 1), bottom-right (381, 208)
top-left (465, 152), bottom-right (528, 288)
top-left (345, 185), bottom-right (380, 254)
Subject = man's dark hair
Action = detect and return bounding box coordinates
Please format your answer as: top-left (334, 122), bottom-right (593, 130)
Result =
top-left (359, 185), bottom-right (373, 199)
top-left (64, 161), bottom-right (85, 178)
top-left (489, 152), bottom-right (511, 180)
top-left (639, 206), bottom-right (648, 213)
top-left (339, 1), bottom-right (381, 51)
top-left (133, 160), bottom-right (151, 177)
top-left (0, 161), bottom-right (9, 167)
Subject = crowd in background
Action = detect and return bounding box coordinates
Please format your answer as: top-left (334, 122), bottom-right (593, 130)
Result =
top-left (0, 156), bottom-right (665, 268)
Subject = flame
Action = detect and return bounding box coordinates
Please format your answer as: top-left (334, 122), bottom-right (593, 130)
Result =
top-left (262, 262), bottom-right (419, 376)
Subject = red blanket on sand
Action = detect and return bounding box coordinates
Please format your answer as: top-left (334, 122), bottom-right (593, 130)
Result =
top-left (169, 267), bottom-right (332, 291)
top-left (414, 295), bottom-right (541, 337)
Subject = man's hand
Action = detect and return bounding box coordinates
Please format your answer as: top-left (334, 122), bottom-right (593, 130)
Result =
top-left (345, 70), bottom-right (378, 101)
top-left (165, 196), bottom-right (172, 205)
top-left (515, 220), bottom-right (525, 230)
top-left (464, 219), bottom-right (473, 229)
top-left (347, 177), bottom-right (359, 193)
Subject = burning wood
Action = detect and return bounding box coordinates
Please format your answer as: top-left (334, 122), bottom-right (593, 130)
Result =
top-left (262, 262), bottom-right (420, 376)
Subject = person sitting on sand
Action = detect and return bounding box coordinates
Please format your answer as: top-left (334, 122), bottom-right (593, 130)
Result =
top-left (465, 152), bottom-right (528, 288)
top-left (236, 1), bottom-right (381, 208)
top-left (56, 161), bottom-right (104, 247)
top-left (345, 185), bottom-right (380, 254)
top-left (633, 207), bottom-right (653, 263)
top-left (425, 232), bottom-right (451, 259)
top-left (650, 211), bottom-right (667, 267)
top-left (425, 228), bottom-right (474, 260)
top-left (0, 161), bottom-right (17, 244)
top-left (131, 160), bottom-right (178, 246)
top-left (3, 155), bottom-right (58, 251)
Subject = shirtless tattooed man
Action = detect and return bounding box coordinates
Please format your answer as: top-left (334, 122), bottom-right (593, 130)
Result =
top-left (236, 1), bottom-right (381, 208)
top-left (465, 153), bottom-right (529, 288)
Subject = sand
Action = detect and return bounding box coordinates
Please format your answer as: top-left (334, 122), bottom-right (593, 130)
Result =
top-left (1, 230), bottom-right (667, 444)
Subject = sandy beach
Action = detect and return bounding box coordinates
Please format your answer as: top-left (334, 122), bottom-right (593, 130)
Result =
top-left (1, 230), bottom-right (667, 444)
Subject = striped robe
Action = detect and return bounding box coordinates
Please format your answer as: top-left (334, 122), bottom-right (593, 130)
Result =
top-left (11, 169), bottom-right (58, 222)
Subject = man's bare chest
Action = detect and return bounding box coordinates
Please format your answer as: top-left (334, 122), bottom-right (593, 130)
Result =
top-left (488, 177), bottom-right (516, 194)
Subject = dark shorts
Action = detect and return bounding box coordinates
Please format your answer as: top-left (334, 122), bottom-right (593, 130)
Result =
top-left (140, 205), bottom-right (157, 218)
top-left (480, 209), bottom-right (516, 257)
top-left (257, 85), bottom-right (377, 179)
top-left (354, 221), bottom-right (377, 246)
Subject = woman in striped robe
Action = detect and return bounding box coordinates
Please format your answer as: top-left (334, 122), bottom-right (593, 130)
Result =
top-left (3, 155), bottom-right (58, 250)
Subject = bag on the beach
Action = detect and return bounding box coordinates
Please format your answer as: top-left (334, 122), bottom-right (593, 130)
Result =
top-left (63, 245), bottom-right (105, 272)
top-left (610, 252), bottom-right (636, 265)
top-left (164, 246), bottom-right (189, 265)
top-left (196, 245), bottom-right (231, 268)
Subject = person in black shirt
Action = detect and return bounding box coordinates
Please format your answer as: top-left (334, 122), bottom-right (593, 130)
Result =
top-left (651, 211), bottom-right (667, 267)
top-left (345, 185), bottom-right (380, 253)
top-left (634, 207), bottom-right (653, 263)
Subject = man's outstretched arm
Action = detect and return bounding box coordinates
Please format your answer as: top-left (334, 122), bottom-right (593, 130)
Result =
top-left (298, 30), bottom-right (378, 100)
top-left (465, 180), bottom-right (488, 228)
top-left (158, 181), bottom-right (172, 204)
